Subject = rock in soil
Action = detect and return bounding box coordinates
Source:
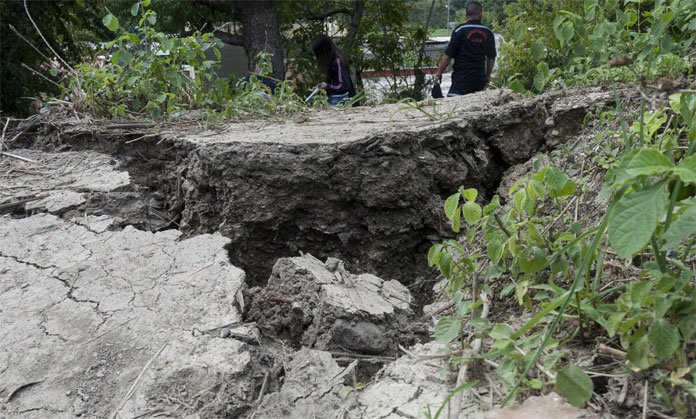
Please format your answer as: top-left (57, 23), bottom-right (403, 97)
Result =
top-left (245, 253), bottom-right (416, 355)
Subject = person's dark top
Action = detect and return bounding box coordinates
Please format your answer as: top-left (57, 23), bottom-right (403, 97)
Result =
top-left (444, 19), bottom-right (497, 94)
top-left (325, 58), bottom-right (355, 97)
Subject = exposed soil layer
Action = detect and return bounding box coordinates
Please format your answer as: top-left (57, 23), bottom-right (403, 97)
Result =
top-left (18, 87), bottom-right (622, 296)
top-left (0, 86), bottom-right (633, 418)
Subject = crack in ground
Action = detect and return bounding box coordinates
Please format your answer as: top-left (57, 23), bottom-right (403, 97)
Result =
top-left (0, 253), bottom-right (59, 272)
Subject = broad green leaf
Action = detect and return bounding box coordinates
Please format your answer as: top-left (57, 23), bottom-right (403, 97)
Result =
top-left (462, 188), bottom-right (478, 202)
top-left (518, 246), bottom-right (547, 274)
top-left (487, 239), bottom-right (504, 262)
top-left (444, 193), bottom-right (461, 220)
top-left (528, 223), bottom-right (544, 246)
top-left (531, 41), bottom-right (546, 60)
top-left (630, 281), bottom-right (652, 306)
top-left (434, 316), bottom-right (461, 343)
top-left (141, 0), bottom-right (151, 6)
top-left (533, 62), bottom-right (549, 92)
top-left (675, 154), bottom-right (696, 183)
top-left (509, 79), bottom-right (526, 94)
top-left (515, 279), bottom-right (529, 305)
top-left (427, 244), bottom-right (443, 267)
top-left (556, 21), bottom-right (575, 46)
top-left (438, 252), bottom-right (453, 279)
top-left (102, 14), bottom-right (119, 32)
top-left (648, 319), bottom-right (679, 360)
top-left (556, 365), bottom-right (593, 408)
top-left (146, 13), bottom-right (157, 25)
top-left (119, 50), bottom-right (133, 66)
top-left (110, 50), bottom-right (120, 65)
top-left (513, 189), bottom-right (527, 215)
top-left (130, 2), bottom-right (140, 16)
top-left (608, 182), bottom-right (668, 258)
top-left (678, 315), bottom-right (696, 341)
top-left (483, 195), bottom-right (501, 216)
top-left (462, 201), bottom-right (482, 225)
top-left (627, 335), bottom-right (650, 370)
top-left (452, 206), bottom-right (461, 233)
top-left (490, 323), bottom-right (512, 340)
top-left (624, 148), bottom-right (675, 177)
top-left (538, 167), bottom-right (577, 198)
top-left (605, 312), bottom-right (626, 338)
top-left (664, 204), bottom-right (696, 249)
top-left (550, 256), bottom-right (569, 277)
top-left (514, 22), bottom-right (525, 41)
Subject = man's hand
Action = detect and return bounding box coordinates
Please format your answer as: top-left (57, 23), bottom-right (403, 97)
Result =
top-left (316, 82), bottom-right (327, 90)
top-left (434, 73), bottom-right (442, 85)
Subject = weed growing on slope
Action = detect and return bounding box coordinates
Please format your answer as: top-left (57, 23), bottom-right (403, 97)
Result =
top-left (427, 83), bottom-right (696, 416)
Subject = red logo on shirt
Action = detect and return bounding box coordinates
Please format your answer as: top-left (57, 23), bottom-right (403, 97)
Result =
top-left (467, 29), bottom-right (488, 43)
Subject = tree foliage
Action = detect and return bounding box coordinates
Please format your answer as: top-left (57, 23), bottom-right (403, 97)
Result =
top-left (0, 0), bottom-right (108, 115)
top-left (496, 0), bottom-right (695, 93)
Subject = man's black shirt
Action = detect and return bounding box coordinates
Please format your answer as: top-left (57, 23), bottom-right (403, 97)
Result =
top-left (444, 19), bottom-right (497, 95)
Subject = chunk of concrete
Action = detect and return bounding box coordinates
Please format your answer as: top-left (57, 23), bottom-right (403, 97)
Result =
top-left (246, 253), bottom-right (413, 355)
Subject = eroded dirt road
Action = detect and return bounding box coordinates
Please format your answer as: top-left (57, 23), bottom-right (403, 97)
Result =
top-left (0, 88), bottom-right (620, 418)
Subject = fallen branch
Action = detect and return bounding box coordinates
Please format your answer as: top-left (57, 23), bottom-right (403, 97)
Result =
top-left (125, 134), bottom-right (160, 144)
top-left (597, 343), bottom-right (627, 359)
top-left (1, 151), bottom-right (37, 163)
top-left (330, 351), bottom-right (396, 361)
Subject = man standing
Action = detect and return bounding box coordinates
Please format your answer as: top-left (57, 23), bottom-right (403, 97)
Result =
top-left (434, 1), bottom-right (497, 96)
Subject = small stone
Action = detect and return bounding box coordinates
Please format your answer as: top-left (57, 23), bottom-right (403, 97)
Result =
top-left (332, 319), bottom-right (388, 355)
top-left (95, 371), bottom-right (104, 378)
top-left (220, 328), bottom-right (231, 338)
top-left (20, 283), bottom-right (29, 289)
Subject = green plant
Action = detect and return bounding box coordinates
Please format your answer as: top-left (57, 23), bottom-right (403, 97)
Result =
top-left (73, 0), bottom-right (224, 118)
top-left (427, 84), bottom-right (696, 414)
top-left (497, 0), bottom-right (695, 93)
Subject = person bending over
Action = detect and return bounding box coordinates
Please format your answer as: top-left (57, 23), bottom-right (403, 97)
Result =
top-left (434, 1), bottom-right (497, 97)
top-left (311, 35), bottom-right (356, 105)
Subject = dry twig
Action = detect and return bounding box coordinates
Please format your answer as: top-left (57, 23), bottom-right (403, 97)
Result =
top-left (450, 292), bottom-right (490, 419)
top-left (112, 342), bottom-right (167, 419)
top-left (1, 151), bottom-right (37, 163)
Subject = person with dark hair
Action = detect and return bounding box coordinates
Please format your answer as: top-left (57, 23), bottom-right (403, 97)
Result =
top-left (434, 1), bottom-right (497, 97)
top-left (311, 34), bottom-right (356, 105)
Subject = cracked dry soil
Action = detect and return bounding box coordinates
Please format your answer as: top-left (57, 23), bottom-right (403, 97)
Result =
top-left (1, 87), bottom-right (620, 418)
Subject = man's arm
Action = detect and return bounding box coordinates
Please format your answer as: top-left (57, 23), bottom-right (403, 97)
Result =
top-left (485, 57), bottom-right (495, 83)
top-left (434, 53), bottom-right (452, 85)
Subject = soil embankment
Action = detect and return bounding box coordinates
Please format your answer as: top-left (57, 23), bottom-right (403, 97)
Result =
top-left (1, 87), bottom-right (622, 418)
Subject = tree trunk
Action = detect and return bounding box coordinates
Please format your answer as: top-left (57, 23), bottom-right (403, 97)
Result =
top-left (412, 0), bottom-right (437, 100)
top-left (345, 0), bottom-right (365, 93)
top-left (235, 0), bottom-right (285, 80)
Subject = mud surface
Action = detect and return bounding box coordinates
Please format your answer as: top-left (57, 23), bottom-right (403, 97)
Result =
top-left (1, 86), bottom-right (624, 418)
